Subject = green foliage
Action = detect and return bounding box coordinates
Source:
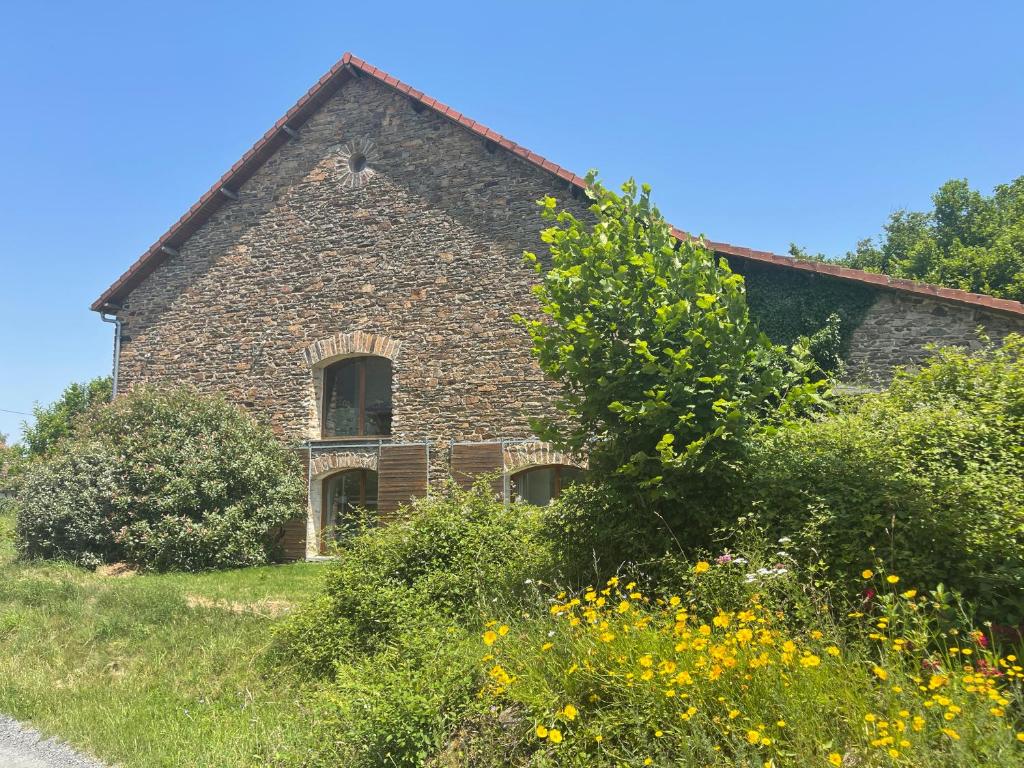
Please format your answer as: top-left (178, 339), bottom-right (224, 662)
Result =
top-left (812, 175), bottom-right (1024, 300)
top-left (22, 376), bottom-right (111, 457)
top-left (274, 482), bottom-right (555, 676)
top-left (16, 386), bottom-right (304, 571)
top-left (0, 435), bottom-right (28, 494)
top-left (739, 335), bottom-right (1024, 622)
top-left (15, 442), bottom-right (122, 568)
top-left (273, 483), bottom-right (558, 767)
top-left (735, 257), bottom-right (878, 362)
top-left (518, 174), bottom-right (825, 514)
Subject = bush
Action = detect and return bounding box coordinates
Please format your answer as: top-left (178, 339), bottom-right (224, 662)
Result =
top-left (16, 386), bottom-right (304, 571)
top-left (274, 481), bottom-right (556, 677)
top-left (22, 376), bottom-right (112, 457)
top-left (271, 483), bottom-right (559, 767)
top-left (740, 335), bottom-right (1024, 623)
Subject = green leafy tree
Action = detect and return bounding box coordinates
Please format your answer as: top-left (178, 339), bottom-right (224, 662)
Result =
top-left (518, 174), bottom-right (824, 519)
top-left (0, 433), bottom-right (28, 493)
top-left (794, 176), bottom-right (1024, 300)
top-left (22, 376), bottom-right (112, 457)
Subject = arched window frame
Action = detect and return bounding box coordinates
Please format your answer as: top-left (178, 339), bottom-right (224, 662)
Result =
top-left (320, 468), bottom-right (378, 551)
top-left (320, 355), bottom-right (393, 439)
top-left (510, 464), bottom-right (584, 505)
top-left (301, 332), bottom-right (400, 443)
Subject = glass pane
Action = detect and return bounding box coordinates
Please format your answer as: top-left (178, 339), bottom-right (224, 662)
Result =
top-left (323, 360), bottom-right (359, 436)
top-left (363, 468), bottom-right (379, 512)
top-left (364, 357), bottom-right (393, 435)
top-left (516, 466), bottom-right (556, 506)
top-left (326, 470), bottom-right (379, 541)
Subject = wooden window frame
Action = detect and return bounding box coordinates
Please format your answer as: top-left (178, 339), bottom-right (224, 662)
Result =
top-left (510, 464), bottom-right (579, 502)
top-left (321, 356), bottom-right (392, 439)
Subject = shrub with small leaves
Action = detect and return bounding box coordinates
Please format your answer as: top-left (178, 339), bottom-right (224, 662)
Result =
top-left (16, 386), bottom-right (304, 570)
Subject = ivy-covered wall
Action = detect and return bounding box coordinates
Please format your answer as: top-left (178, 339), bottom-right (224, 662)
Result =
top-left (727, 257), bottom-right (879, 358)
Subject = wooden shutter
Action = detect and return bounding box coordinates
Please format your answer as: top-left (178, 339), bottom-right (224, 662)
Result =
top-left (377, 444), bottom-right (429, 519)
top-left (450, 442), bottom-right (504, 497)
top-left (274, 448), bottom-right (311, 561)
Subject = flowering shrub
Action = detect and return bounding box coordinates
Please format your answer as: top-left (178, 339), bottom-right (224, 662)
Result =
top-left (16, 387), bottom-right (304, 570)
top-left (477, 561), bottom-right (1024, 767)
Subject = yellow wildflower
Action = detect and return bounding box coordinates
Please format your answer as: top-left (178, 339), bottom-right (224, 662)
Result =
top-left (535, 725), bottom-right (548, 738)
top-left (828, 754), bottom-right (842, 766)
top-left (562, 704), bottom-right (577, 721)
top-left (694, 561), bottom-right (711, 574)
top-left (861, 569), bottom-right (874, 579)
top-left (886, 575), bottom-right (900, 584)
top-left (482, 630), bottom-right (498, 646)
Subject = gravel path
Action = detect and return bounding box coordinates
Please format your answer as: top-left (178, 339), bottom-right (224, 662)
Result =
top-left (0, 716), bottom-right (108, 768)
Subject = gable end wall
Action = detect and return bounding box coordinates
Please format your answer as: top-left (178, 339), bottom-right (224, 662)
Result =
top-left (115, 75), bottom-right (590, 445)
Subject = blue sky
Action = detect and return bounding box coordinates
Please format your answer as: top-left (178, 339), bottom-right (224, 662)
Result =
top-left (1, 1), bottom-right (1022, 441)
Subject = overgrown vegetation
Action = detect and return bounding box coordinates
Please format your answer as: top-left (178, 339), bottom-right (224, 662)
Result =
top-left (733, 258), bottom-right (878, 364)
top-left (517, 175), bottom-right (825, 530)
top-left (22, 376), bottom-right (112, 457)
top-left (792, 174), bottom-right (1024, 301)
top-left (737, 335), bottom-right (1024, 624)
top-left (16, 386), bottom-right (304, 570)
top-left (476, 556), bottom-right (1024, 767)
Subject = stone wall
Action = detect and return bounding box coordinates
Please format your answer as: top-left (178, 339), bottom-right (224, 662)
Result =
top-left (846, 291), bottom-right (1023, 384)
top-left (115, 74), bottom-right (590, 451)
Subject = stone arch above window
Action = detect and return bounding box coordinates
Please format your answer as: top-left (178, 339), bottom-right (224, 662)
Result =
top-left (310, 450), bottom-right (378, 480)
top-left (302, 331), bottom-right (400, 369)
top-left (502, 442), bottom-right (587, 475)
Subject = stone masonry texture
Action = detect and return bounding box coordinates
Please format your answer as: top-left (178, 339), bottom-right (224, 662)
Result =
top-left (116, 75), bottom-right (589, 451)
top-left (846, 292), bottom-right (1022, 384)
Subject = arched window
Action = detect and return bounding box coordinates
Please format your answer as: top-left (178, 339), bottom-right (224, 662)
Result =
top-left (511, 465), bottom-right (584, 506)
top-left (322, 356), bottom-right (392, 438)
top-left (322, 469), bottom-right (378, 543)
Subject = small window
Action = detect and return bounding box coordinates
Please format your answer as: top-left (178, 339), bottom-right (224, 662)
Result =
top-left (322, 356), bottom-right (392, 437)
top-left (322, 469), bottom-right (378, 543)
top-left (511, 465), bottom-right (583, 506)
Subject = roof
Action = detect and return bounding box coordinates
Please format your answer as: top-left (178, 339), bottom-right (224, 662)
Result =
top-left (91, 52), bottom-right (1024, 318)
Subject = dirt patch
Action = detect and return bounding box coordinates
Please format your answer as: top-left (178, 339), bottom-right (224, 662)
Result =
top-left (185, 594), bottom-right (294, 618)
top-left (95, 563), bottom-right (138, 578)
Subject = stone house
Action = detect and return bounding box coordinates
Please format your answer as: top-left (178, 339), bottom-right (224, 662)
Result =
top-left (91, 53), bottom-right (1024, 560)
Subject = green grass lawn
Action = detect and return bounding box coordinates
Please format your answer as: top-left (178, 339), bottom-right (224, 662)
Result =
top-left (0, 507), bottom-right (326, 767)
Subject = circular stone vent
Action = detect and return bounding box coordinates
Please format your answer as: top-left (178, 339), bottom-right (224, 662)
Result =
top-left (336, 138), bottom-right (377, 189)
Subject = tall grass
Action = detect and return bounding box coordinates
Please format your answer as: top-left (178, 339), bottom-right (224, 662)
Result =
top-left (0, 505), bottom-right (325, 767)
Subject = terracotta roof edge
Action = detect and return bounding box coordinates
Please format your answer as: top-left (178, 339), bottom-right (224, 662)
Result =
top-left (91, 53), bottom-right (1024, 319)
